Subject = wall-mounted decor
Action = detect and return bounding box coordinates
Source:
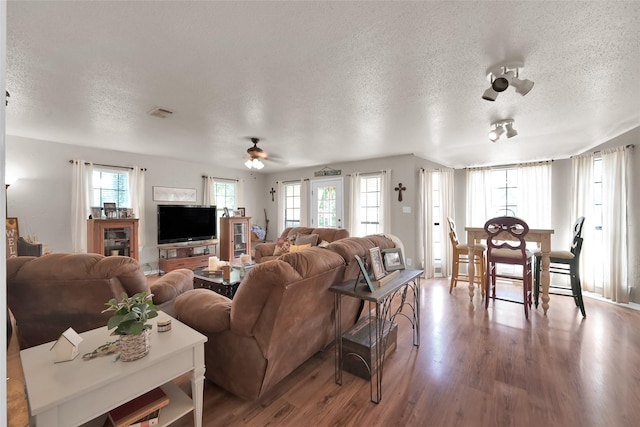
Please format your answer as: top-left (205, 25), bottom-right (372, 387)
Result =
top-left (394, 183), bottom-right (406, 202)
top-left (152, 186), bottom-right (197, 203)
top-left (6, 217), bottom-right (19, 258)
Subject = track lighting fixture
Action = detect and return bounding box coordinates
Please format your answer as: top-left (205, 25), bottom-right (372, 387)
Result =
top-left (488, 119), bottom-right (517, 142)
top-left (482, 61), bottom-right (534, 101)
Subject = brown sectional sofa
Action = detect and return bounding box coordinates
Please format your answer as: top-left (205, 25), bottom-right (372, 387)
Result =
top-left (7, 253), bottom-right (194, 349)
top-left (253, 227), bottom-right (350, 263)
top-left (175, 234), bottom-right (396, 400)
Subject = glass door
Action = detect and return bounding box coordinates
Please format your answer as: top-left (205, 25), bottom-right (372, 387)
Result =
top-left (311, 178), bottom-right (343, 229)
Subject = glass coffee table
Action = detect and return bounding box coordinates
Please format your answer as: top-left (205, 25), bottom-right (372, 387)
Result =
top-left (193, 268), bottom-right (242, 299)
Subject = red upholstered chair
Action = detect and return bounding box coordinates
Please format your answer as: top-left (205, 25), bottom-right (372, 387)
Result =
top-left (484, 216), bottom-right (534, 319)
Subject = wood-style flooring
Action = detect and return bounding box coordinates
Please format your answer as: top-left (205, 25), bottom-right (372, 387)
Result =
top-left (7, 278), bottom-right (640, 427)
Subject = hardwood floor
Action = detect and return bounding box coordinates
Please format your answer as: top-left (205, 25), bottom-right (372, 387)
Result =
top-left (8, 278), bottom-right (640, 426)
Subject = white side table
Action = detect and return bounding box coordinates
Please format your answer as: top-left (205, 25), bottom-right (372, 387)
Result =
top-left (20, 312), bottom-right (207, 427)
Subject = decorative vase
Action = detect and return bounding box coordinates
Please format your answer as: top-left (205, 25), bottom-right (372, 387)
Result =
top-left (119, 328), bottom-right (150, 362)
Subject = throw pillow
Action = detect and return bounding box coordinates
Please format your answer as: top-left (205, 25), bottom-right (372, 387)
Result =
top-left (289, 243), bottom-right (312, 253)
top-left (273, 237), bottom-right (291, 256)
top-left (317, 239), bottom-right (330, 248)
top-left (295, 233), bottom-right (319, 247)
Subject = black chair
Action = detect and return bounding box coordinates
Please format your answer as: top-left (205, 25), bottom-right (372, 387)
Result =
top-left (534, 217), bottom-right (586, 317)
top-left (484, 216), bottom-right (534, 319)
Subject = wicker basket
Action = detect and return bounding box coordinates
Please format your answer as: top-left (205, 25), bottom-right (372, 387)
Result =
top-left (119, 328), bottom-right (150, 362)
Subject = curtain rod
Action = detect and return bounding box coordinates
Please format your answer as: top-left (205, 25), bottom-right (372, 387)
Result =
top-left (68, 160), bottom-right (146, 171)
top-left (202, 175), bottom-right (238, 182)
top-left (276, 179), bottom-right (308, 184)
top-left (464, 160), bottom-right (553, 170)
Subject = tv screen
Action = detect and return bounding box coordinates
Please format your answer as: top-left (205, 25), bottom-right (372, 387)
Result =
top-left (157, 205), bottom-right (217, 244)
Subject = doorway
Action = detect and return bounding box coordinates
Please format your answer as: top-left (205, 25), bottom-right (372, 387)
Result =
top-left (310, 178), bottom-right (343, 229)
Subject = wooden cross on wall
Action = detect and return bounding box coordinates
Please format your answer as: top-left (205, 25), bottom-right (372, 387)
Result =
top-left (395, 183), bottom-right (406, 202)
top-left (270, 187), bottom-right (276, 202)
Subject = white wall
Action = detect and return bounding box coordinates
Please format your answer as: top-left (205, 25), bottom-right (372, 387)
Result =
top-left (262, 154), bottom-right (447, 269)
top-left (5, 135), bottom-right (264, 269)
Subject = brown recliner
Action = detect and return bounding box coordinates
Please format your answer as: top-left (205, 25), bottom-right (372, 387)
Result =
top-left (7, 253), bottom-right (194, 349)
top-left (175, 234), bottom-right (398, 401)
top-left (254, 227), bottom-right (349, 263)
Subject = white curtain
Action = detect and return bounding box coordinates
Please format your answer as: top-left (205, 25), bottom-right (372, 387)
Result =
top-left (349, 172), bottom-right (361, 236)
top-left (517, 162), bottom-right (552, 228)
top-left (419, 169), bottom-right (434, 277)
top-left (129, 167), bottom-right (146, 248)
top-left (276, 181), bottom-right (285, 236)
top-left (571, 153), bottom-right (596, 292)
top-left (439, 169), bottom-right (455, 277)
top-left (203, 176), bottom-right (214, 205)
top-left (300, 179), bottom-right (309, 227)
top-left (571, 145), bottom-right (632, 302)
top-left (380, 169), bottom-right (392, 234)
top-left (601, 146), bottom-right (631, 303)
top-left (466, 167), bottom-right (493, 227)
top-left (71, 160), bottom-right (93, 253)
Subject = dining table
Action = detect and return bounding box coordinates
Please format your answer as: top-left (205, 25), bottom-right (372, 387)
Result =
top-left (465, 226), bottom-right (555, 314)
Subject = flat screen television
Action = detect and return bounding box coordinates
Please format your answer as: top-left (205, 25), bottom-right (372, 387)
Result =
top-left (157, 205), bottom-right (217, 244)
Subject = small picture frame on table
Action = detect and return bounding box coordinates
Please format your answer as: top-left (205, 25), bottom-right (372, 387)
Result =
top-left (90, 207), bottom-right (102, 219)
top-left (354, 254), bottom-right (375, 293)
top-left (369, 247), bottom-right (386, 280)
top-left (237, 207), bottom-right (246, 217)
top-left (381, 248), bottom-right (405, 271)
top-left (103, 203), bottom-right (117, 219)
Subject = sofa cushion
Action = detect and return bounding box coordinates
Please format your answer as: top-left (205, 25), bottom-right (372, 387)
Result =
top-left (295, 233), bottom-right (319, 247)
top-left (289, 243), bottom-right (311, 252)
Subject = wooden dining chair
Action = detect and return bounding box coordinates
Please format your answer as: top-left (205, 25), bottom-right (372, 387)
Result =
top-left (446, 217), bottom-right (486, 296)
top-left (484, 216), bottom-right (534, 319)
top-left (534, 216), bottom-right (586, 317)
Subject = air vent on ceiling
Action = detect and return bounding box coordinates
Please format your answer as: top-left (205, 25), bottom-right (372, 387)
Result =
top-left (148, 107), bottom-right (173, 118)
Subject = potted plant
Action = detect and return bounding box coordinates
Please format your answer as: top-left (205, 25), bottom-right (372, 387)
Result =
top-left (102, 291), bottom-right (158, 361)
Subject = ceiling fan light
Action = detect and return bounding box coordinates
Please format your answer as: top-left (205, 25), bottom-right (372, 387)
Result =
top-left (253, 159), bottom-right (265, 170)
top-left (244, 159), bottom-right (254, 169)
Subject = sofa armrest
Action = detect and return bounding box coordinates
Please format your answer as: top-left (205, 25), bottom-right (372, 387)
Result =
top-left (175, 289), bottom-right (231, 334)
top-left (150, 268), bottom-right (194, 305)
top-left (254, 242), bottom-right (277, 263)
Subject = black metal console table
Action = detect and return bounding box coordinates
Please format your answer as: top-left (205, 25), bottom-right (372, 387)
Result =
top-left (329, 268), bottom-right (422, 403)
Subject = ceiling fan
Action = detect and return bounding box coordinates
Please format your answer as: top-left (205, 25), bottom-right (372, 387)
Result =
top-left (243, 137), bottom-right (286, 169)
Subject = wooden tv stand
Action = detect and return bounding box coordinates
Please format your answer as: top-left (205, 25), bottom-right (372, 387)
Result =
top-left (158, 240), bottom-right (217, 273)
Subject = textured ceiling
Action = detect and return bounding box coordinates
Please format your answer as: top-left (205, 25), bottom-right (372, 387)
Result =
top-left (6, 1), bottom-right (640, 171)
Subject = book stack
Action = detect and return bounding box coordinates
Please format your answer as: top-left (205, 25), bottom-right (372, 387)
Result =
top-left (106, 387), bottom-right (169, 427)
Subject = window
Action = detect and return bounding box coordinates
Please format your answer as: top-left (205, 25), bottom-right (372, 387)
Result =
top-left (359, 174), bottom-right (381, 235)
top-left (92, 167), bottom-right (130, 208)
top-left (491, 167), bottom-right (518, 216)
top-left (432, 172), bottom-right (442, 273)
top-left (213, 181), bottom-right (236, 212)
top-left (284, 182), bottom-right (301, 228)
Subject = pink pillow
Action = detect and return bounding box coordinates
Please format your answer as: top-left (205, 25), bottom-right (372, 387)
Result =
top-left (273, 237), bottom-right (291, 256)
